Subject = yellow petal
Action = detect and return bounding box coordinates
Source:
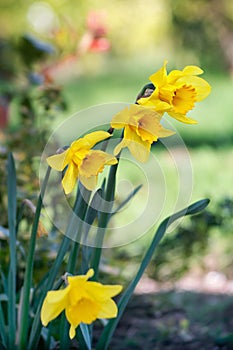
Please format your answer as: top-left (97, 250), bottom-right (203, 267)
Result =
top-left (41, 288), bottom-right (69, 326)
top-left (66, 299), bottom-right (99, 325)
top-left (68, 269), bottom-right (94, 286)
top-left (182, 65), bottom-right (203, 76)
top-left (79, 150), bottom-right (117, 177)
top-left (69, 325), bottom-right (76, 339)
top-left (45, 288), bottom-right (70, 303)
top-left (85, 283), bottom-right (123, 300)
top-left (127, 127), bottom-right (151, 162)
top-left (113, 139), bottom-right (129, 156)
top-left (136, 114), bottom-right (161, 143)
top-left (168, 111), bottom-right (198, 124)
top-left (47, 150), bottom-right (69, 171)
top-left (62, 162), bottom-right (79, 194)
top-left (176, 75), bottom-right (211, 101)
top-left (83, 131), bottom-right (111, 148)
top-left (158, 126), bottom-right (176, 138)
top-left (167, 66), bottom-right (203, 84)
top-left (65, 308), bottom-right (82, 339)
top-left (78, 150), bottom-right (117, 190)
top-left (129, 104), bottom-right (162, 121)
top-left (116, 125), bottom-right (151, 162)
top-left (149, 60), bottom-right (168, 87)
top-left (79, 174), bottom-right (98, 191)
top-left (128, 138), bottom-right (151, 163)
top-left (111, 107), bottom-right (131, 129)
top-left (86, 268), bottom-right (95, 279)
top-left (137, 127), bottom-right (157, 143)
top-left (138, 94), bottom-right (170, 113)
top-left (97, 298), bottom-right (118, 319)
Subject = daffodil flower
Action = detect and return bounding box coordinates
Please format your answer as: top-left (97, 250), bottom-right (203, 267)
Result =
top-left (41, 269), bottom-right (122, 339)
top-left (47, 131), bottom-right (117, 194)
top-left (111, 104), bottom-right (175, 162)
top-left (137, 61), bottom-right (211, 124)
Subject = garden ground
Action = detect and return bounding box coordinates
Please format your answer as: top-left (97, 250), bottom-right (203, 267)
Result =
top-left (95, 273), bottom-right (233, 350)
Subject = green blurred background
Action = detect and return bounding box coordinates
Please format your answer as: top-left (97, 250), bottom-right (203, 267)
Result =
top-left (0, 0), bottom-right (233, 284)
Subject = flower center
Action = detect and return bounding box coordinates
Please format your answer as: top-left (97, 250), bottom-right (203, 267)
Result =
top-left (172, 85), bottom-right (196, 114)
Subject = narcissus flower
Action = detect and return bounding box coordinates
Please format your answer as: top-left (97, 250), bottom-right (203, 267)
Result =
top-left (47, 131), bottom-right (117, 194)
top-left (111, 104), bottom-right (175, 162)
top-left (41, 269), bottom-right (122, 339)
top-left (138, 61), bottom-right (211, 124)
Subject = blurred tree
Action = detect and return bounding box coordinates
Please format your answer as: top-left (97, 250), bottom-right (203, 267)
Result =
top-left (1, 0), bottom-right (233, 73)
top-left (169, 0), bottom-right (233, 72)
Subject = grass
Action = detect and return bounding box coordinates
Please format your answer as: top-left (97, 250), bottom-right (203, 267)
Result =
top-left (108, 146), bottom-right (232, 243)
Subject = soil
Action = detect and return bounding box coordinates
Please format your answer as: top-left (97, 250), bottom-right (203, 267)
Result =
top-left (95, 274), bottom-right (233, 350)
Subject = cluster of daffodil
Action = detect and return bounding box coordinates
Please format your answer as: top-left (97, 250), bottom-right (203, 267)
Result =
top-left (40, 62), bottom-right (211, 345)
top-left (1, 62), bottom-right (211, 350)
top-left (46, 62), bottom-right (211, 193)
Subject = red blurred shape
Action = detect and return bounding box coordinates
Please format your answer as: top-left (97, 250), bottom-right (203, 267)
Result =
top-left (89, 37), bottom-right (110, 52)
top-left (0, 95), bottom-right (10, 129)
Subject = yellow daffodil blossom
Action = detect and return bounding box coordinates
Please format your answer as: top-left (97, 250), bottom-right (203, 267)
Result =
top-left (111, 104), bottom-right (175, 162)
top-left (137, 61), bottom-right (211, 124)
top-left (41, 269), bottom-right (123, 339)
top-left (47, 131), bottom-right (117, 194)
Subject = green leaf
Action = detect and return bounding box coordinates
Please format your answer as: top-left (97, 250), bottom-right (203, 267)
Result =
top-left (91, 163), bottom-right (119, 276)
top-left (85, 189), bottom-right (103, 230)
top-left (0, 342), bottom-right (7, 350)
top-left (76, 189), bottom-right (104, 282)
top-left (79, 323), bottom-right (92, 350)
top-left (7, 153), bottom-right (17, 349)
top-left (111, 184), bottom-right (142, 217)
top-left (18, 167), bottom-right (51, 350)
top-left (28, 237), bottom-right (71, 350)
top-left (0, 271), bottom-right (7, 295)
top-left (0, 302), bottom-right (7, 348)
top-left (28, 183), bottom-right (91, 350)
top-left (96, 198), bottom-right (210, 349)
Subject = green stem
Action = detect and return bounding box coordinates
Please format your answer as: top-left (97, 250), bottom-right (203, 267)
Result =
top-left (60, 186), bottom-right (91, 350)
top-left (7, 153), bottom-right (17, 350)
top-left (28, 184), bottom-right (91, 350)
top-left (91, 162), bottom-right (119, 277)
top-left (18, 167), bottom-right (51, 350)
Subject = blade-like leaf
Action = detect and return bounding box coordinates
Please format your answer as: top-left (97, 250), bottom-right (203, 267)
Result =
top-left (96, 198), bottom-right (210, 349)
top-left (18, 167), bottom-right (51, 350)
top-left (0, 342), bottom-right (7, 350)
top-left (91, 163), bottom-right (119, 275)
top-left (28, 183), bottom-right (91, 350)
top-left (85, 189), bottom-right (103, 232)
top-left (7, 153), bottom-right (17, 349)
top-left (111, 184), bottom-right (142, 217)
top-left (0, 301), bottom-right (7, 348)
top-left (79, 323), bottom-right (92, 350)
